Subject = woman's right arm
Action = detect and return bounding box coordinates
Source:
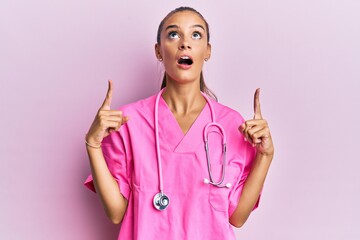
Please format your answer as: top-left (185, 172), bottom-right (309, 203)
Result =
top-left (86, 146), bottom-right (128, 224)
top-left (85, 79), bottom-right (129, 224)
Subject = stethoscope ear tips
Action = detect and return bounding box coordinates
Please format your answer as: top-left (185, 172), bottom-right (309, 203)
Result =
top-left (204, 178), bottom-right (232, 188)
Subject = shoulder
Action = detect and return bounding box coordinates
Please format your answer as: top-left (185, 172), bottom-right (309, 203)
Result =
top-left (210, 99), bottom-right (246, 125)
top-left (116, 93), bottom-right (157, 117)
top-left (114, 93), bottom-right (158, 139)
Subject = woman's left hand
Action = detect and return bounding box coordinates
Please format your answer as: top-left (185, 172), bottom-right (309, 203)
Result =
top-left (239, 88), bottom-right (274, 157)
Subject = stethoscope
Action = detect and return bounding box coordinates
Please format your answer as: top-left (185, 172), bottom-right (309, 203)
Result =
top-left (153, 88), bottom-right (231, 211)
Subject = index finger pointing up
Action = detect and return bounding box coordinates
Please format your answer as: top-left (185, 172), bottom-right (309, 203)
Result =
top-left (100, 79), bottom-right (113, 110)
top-left (253, 88), bottom-right (263, 119)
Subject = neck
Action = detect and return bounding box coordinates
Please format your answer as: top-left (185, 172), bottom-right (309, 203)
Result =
top-left (162, 80), bottom-right (206, 116)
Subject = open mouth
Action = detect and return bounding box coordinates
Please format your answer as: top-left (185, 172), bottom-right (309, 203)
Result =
top-left (177, 56), bottom-right (193, 65)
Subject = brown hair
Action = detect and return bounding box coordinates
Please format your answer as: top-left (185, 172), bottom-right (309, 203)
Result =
top-left (157, 6), bottom-right (217, 101)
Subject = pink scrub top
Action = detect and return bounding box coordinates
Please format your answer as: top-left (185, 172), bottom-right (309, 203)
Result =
top-left (84, 91), bottom-right (260, 240)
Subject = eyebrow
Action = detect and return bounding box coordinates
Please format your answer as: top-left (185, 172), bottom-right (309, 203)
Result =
top-left (165, 24), bottom-right (205, 31)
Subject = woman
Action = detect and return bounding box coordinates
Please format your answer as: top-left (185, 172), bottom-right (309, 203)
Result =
top-left (84, 6), bottom-right (274, 239)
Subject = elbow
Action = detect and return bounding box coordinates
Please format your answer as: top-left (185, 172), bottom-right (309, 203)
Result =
top-left (230, 219), bottom-right (246, 228)
top-left (229, 213), bottom-right (248, 228)
top-left (107, 210), bottom-right (125, 225)
top-left (107, 198), bottom-right (128, 224)
top-left (109, 210), bottom-right (125, 224)
top-left (110, 216), bottom-right (122, 225)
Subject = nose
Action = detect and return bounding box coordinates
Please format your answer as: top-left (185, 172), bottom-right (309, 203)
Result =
top-left (178, 39), bottom-right (191, 50)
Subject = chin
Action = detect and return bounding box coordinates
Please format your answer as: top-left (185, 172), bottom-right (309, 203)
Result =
top-left (167, 71), bottom-right (201, 85)
top-left (172, 76), bottom-right (198, 85)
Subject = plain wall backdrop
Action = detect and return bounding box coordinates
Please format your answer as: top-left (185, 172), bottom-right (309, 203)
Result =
top-left (1, 0), bottom-right (359, 239)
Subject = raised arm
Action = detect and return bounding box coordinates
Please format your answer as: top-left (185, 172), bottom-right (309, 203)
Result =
top-left (230, 88), bottom-right (274, 227)
top-left (85, 80), bottom-right (129, 224)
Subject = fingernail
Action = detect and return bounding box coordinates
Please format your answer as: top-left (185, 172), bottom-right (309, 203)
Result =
top-left (244, 137), bottom-right (247, 142)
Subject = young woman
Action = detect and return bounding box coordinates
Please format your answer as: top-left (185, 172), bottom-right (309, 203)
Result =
top-left (84, 6), bottom-right (274, 239)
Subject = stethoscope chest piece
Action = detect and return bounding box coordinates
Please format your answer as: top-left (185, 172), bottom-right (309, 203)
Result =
top-left (153, 192), bottom-right (170, 210)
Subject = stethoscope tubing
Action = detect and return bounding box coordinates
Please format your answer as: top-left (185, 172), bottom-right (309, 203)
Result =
top-left (153, 88), bottom-right (231, 210)
top-left (154, 88), bottom-right (165, 195)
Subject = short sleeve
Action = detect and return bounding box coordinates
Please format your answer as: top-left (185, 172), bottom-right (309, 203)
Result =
top-left (83, 128), bottom-right (131, 200)
top-left (228, 140), bottom-right (261, 217)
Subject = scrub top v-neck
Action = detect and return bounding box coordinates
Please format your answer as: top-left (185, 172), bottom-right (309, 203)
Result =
top-left (158, 95), bottom-right (210, 153)
top-left (84, 91), bottom-right (260, 240)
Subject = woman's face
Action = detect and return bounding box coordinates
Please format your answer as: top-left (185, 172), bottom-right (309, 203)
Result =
top-left (155, 11), bottom-right (211, 85)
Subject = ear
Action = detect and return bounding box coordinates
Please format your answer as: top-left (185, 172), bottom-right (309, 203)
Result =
top-left (206, 43), bottom-right (212, 60)
top-left (155, 43), bottom-right (162, 60)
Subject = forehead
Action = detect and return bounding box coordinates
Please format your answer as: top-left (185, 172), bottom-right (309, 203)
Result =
top-left (163, 11), bottom-right (206, 29)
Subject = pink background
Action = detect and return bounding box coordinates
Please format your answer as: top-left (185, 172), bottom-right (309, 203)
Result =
top-left (1, 0), bottom-right (360, 239)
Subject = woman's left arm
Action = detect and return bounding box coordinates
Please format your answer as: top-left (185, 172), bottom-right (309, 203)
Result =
top-left (229, 88), bottom-right (274, 228)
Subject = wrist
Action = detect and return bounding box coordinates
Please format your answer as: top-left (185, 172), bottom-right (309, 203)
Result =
top-left (257, 151), bottom-right (274, 158)
top-left (85, 134), bottom-right (102, 149)
top-left (254, 151), bottom-right (274, 164)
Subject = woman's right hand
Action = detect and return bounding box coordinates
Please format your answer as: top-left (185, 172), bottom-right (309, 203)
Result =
top-left (85, 80), bottom-right (129, 146)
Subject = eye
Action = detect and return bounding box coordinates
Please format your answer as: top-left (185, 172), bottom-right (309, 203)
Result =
top-left (192, 32), bottom-right (202, 39)
top-left (168, 31), bottom-right (179, 39)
